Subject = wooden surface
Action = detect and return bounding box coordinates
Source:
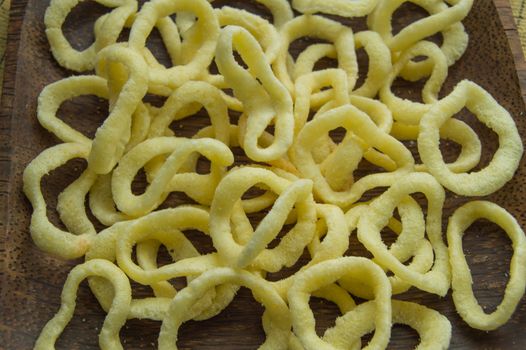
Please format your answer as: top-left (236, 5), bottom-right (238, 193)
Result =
top-left (2, 0), bottom-right (526, 349)
top-left (0, 0), bottom-right (11, 93)
top-left (510, 0), bottom-right (526, 56)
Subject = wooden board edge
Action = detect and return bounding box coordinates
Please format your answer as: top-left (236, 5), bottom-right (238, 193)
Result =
top-left (494, 0), bottom-right (526, 100)
top-left (0, 0), bottom-right (28, 305)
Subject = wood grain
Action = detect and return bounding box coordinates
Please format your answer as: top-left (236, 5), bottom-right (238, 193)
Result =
top-left (1, 0), bottom-right (526, 349)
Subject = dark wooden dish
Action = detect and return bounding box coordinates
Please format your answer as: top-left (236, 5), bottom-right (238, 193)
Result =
top-left (1, 0), bottom-right (526, 349)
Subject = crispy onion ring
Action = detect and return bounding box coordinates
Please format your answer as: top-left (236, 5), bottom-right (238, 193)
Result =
top-left (89, 173), bottom-right (131, 226)
top-left (391, 118), bottom-right (482, 173)
top-left (216, 25), bottom-right (294, 162)
top-left (369, 0), bottom-right (472, 80)
top-left (34, 259), bottom-right (131, 350)
top-left (147, 80), bottom-right (231, 143)
top-left (129, 0), bottom-right (219, 91)
top-left (291, 103), bottom-right (413, 207)
top-left (418, 80), bottom-right (523, 196)
top-left (380, 41), bottom-right (447, 125)
top-left (324, 300), bottom-right (452, 350)
top-left (357, 172), bottom-right (450, 296)
top-left (44, 0), bottom-right (137, 72)
top-left (86, 206), bottom-right (235, 321)
top-left (37, 76), bottom-right (107, 145)
top-left (293, 30), bottom-right (391, 102)
top-left (210, 167), bottom-right (316, 272)
top-left (448, 201), bottom-right (526, 330)
top-left (23, 143), bottom-right (95, 259)
top-left (90, 44), bottom-right (148, 174)
top-left (288, 257), bottom-right (392, 350)
top-left (275, 15), bottom-right (357, 95)
top-left (158, 267), bottom-right (291, 350)
top-left (112, 137), bottom-right (234, 215)
top-left (271, 203), bottom-right (350, 298)
top-left (341, 198), bottom-right (434, 299)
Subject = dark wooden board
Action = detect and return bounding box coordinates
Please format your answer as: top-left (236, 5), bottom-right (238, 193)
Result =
top-left (2, 0), bottom-right (526, 349)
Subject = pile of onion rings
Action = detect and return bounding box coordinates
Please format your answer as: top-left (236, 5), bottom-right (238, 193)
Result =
top-left (25, 0), bottom-right (526, 349)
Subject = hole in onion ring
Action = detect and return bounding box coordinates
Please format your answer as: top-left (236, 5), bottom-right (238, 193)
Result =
top-left (176, 287), bottom-right (266, 348)
top-left (310, 296), bottom-right (342, 337)
top-left (156, 191), bottom-right (200, 210)
top-left (392, 3), bottom-right (430, 36)
top-left (182, 229), bottom-right (216, 255)
top-left (41, 158), bottom-right (88, 231)
top-left (328, 127), bottom-right (346, 144)
top-left (57, 94), bottom-right (109, 140)
top-left (145, 27), bottom-right (172, 68)
top-left (320, 13), bottom-right (368, 32)
top-left (392, 77), bottom-right (426, 103)
top-left (63, 1), bottom-right (110, 51)
top-left (312, 56), bottom-right (338, 71)
top-left (289, 37), bottom-right (331, 60)
top-left (195, 156), bottom-right (212, 175)
top-left (266, 246), bottom-right (310, 281)
top-left (454, 108), bottom-right (499, 172)
top-left (168, 107), bottom-right (214, 138)
top-left (463, 219), bottom-right (513, 313)
top-left (54, 279), bottom-right (107, 349)
top-left (131, 169), bottom-right (148, 196)
top-left (353, 46), bottom-right (370, 91)
top-left (387, 324), bottom-right (422, 349)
